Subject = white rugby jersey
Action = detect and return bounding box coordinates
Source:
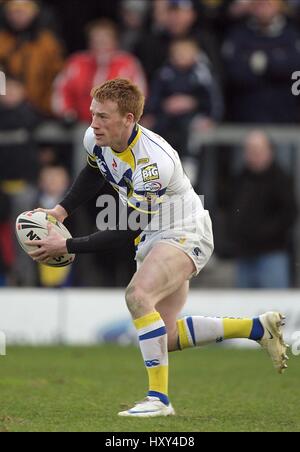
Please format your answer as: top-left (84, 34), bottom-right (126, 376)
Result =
top-left (84, 124), bottom-right (205, 232)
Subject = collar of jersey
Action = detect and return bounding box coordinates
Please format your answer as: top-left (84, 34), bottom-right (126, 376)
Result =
top-left (111, 124), bottom-right (141, 157)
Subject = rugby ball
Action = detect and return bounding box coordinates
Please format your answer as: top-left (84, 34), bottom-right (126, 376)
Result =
top-left (16, 211), bottom-right (75, 267)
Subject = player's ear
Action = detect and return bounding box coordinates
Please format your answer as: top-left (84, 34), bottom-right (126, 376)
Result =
top-left (125, 112), bottom-right (135, 126)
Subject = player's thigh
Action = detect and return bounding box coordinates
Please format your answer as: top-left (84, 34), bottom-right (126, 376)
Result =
top-left (129, 243), bottom-right (195, 304)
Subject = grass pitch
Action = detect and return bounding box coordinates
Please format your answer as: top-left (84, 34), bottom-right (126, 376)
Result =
top-left (0, 345), bottom-right (299, 432)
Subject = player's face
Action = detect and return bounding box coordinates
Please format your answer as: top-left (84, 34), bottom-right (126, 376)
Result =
top-left (90, 98), bottom-right (132, 150)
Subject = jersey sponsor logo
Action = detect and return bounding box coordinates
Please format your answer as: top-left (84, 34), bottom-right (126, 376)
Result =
top-left (138, 158), bottom-right (150, 165)
top-left (143, 182), bottom-right (162, 192)
top-left (142, 163), bottom-right (160, 182)
top-left (145, 359), bottom-right (160, 368)
top-left (112, 159), bottom-right (118, 170)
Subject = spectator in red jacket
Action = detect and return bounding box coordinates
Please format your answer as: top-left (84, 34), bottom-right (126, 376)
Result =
top-left (52, 18), bottom-right (147, 123)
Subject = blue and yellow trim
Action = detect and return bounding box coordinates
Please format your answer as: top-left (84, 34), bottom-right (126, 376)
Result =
top-left (87, 155), bottom-right (98, 169)
top-left (148, 391), bottom-right (169, 406)
top-left (177, 319), bottom-right (191, 350)
top-left (111, 124), bottom-right (141, 172)
top-left (139, 327), bottom-right (167, 342)
top-left (223, 318), bottom-right (253, 339)
top-left (134, 312), bottom-right (162, 330)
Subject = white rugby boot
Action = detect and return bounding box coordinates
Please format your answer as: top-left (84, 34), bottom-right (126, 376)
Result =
top-left (258, 312), bottom-right (289, 374)
top-left (118, 397), bottom-right (175, 418)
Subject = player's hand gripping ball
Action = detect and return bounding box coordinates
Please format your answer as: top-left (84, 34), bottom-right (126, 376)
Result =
top-left (16, 211), bottom-right (75, 267)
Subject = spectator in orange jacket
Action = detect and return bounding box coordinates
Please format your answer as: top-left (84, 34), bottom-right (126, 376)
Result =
top-left (0, 0), bottom-right (64, 115)
top-left (52, 19), bottom-right (147, 123)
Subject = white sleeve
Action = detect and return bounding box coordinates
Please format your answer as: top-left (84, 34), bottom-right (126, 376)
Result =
top-left (83, 127), bottom-right (98, 168)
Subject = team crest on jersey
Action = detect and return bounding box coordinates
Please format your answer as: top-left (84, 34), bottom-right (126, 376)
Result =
top-left (142, 163), bottom-right (160, 182)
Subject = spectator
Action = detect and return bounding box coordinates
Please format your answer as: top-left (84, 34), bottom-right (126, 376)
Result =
top-left (0, 0), bottom-right (64, 115)
top-left (0, 189), bottom-right (14, 286)
top-left (0, 73), bottom-right (41, 286)
top-left (118, 0), bottom-right (150, 53)
top-left (227, 0), bottom-right (252, 21)
top-left (223, 0), bottom-right (300, 123)
top-left (0, 74), bottom-right (40, 185)
top-left (195, 0), bottom-right (236, 36)
top-left (135, 0), bottom-right (221, 83)
top-left (230, 131), bottom-right (298, 289)
top-left (38, 165), bottom-right (70, 210)
top-left (36, 165), bottom-right (73, 288)
top-left (0, 0), bottom-right (60, 32)
top-left (152, 0), bottom-right (170, 31)
top-left (144, 37), bottom-right (223, 156)
top-left (52, 18), bottom-right (147, 123)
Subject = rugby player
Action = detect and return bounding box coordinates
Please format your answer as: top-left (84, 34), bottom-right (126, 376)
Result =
top-left (26, 79), bottom-right (288, 418)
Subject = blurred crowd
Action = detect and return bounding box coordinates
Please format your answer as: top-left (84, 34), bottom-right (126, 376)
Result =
top-left (0, 0), bottom-right (299, 289)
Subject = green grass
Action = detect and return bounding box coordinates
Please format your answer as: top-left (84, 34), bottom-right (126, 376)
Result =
top-left (0, 345), bottom-right (299, 432)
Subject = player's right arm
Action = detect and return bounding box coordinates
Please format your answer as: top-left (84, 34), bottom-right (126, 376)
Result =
top-left (35, 128), bottom-right (105, 222)
top-left (59, 162), bottom-right (105, 217)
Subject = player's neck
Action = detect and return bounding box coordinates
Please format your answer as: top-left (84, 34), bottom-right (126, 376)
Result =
top-left (111, 124), bottom-right (136, 153)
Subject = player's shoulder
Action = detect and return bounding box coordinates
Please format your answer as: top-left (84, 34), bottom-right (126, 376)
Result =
top-left (83, 127), bottom-right (96, 155)
top-left (139, 126), bottom-right (173, 152)
top-left (139, 125), bottom-right (178, 168)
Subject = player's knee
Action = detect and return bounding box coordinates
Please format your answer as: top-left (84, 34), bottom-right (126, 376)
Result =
top-left (125, 284), bottom-right (151, 317)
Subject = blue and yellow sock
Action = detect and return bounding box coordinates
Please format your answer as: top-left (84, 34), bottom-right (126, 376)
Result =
top-left (134, 312), bottom-right (169, 406)
top-left (177, 316), bottom-right (264, 350)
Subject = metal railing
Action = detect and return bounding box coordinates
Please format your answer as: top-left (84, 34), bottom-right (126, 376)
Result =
top-left (1, 121), bottom-right (299, 286)
top-left (189, 124), bottom-right (300, 287)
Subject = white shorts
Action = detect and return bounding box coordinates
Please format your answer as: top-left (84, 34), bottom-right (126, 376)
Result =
top-left (135, 211), bottom-right (214, 278)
